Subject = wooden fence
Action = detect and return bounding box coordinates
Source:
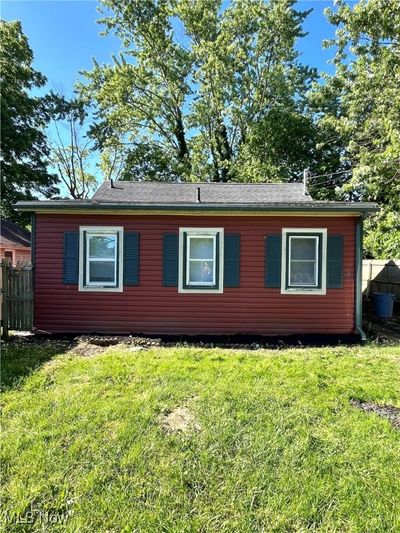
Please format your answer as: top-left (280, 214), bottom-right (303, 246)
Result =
top-left (362, 259), bottom-right (400, 301)
top-left (1, 260), bottom-right (33, 338)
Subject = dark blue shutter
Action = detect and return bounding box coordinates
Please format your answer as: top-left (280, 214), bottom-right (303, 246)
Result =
top-left (163, 234), bottom-right (178, 287)
top-left (265, 235), bottom-right (282, 288)
top-left (64, 232), bottom-right (79, 284)
top-left (224, 234), bottom-right (240, 287)
top-left (124, 233), bottom-right (139, 286)
top-left (327, 235), bottom-right (343, 288)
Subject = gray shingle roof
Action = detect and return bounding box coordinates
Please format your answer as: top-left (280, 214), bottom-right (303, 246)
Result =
top-left (0, 220), bottom-right (31, 247)
top-left (92, 181), bottom-right (312, 204)
top-left (14, 181), bottom-right (379, 214)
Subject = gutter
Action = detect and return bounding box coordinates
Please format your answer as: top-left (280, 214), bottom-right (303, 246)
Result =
top-left (355, 215), bottom-right (366, 341)
top-left (31, 213), bottom-right (36, 329)
top-left (15, 201), bottom-right (379, 215)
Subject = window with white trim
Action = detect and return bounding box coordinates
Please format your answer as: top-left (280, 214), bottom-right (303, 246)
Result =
top-left (79, 227), bottom-right (123, 292)
top-left (179, 228), bottom-right (224, 293)
top-left (282, 228), bottom-right (327, 295)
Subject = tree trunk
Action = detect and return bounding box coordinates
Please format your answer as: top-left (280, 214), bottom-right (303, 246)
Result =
top-left (214, 119), bottom-right (232, 182)
top-left (174, 107), bottom-right (191, 168)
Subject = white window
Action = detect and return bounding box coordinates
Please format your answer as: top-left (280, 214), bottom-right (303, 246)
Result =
top-left (79, 227), bottom-right (123, 292)
top-left (179, 228), bottom-right (224, 293)
top-left (281, 228), bottom-right (327, 295)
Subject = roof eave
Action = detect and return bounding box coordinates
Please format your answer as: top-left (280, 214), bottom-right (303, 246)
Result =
top-left (15, 201), bottom-right (379, 215)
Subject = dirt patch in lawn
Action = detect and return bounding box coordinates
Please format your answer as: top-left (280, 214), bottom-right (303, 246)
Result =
top-left (350, 398), bottom-right (400, 430)
top-left (70, 340), bottom-right (147, 357)
top-left (160, 407), bottom-right (201, 434)
top-left (70, 340), bottom-right (108, 357)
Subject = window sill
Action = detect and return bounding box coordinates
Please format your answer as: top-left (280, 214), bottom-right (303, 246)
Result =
top-left (78, 285), bottom-right (123, 293)
top-left (281, 287), bottom-right (326, 296)
top-left (178, 287), bottom-right (224, 294)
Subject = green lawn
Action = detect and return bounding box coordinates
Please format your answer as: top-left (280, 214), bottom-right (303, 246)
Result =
top-left (1, 342), bottom-right (400, 532)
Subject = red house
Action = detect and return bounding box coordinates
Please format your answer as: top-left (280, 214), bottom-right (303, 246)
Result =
top-left (17, 182), bottom-right (377, 339)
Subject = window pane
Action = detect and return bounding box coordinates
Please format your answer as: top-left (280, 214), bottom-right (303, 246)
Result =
top-left (89, 235), bottom-right (116, 258)
top-left (89, 261), bottom-right (115, 283)
top-left (189, 261), bottom-right (214, 284)
top-left (189, 237), bottom-right (214, 260)
top-left (290, 261), bottom-right (316, 285)
top-left (290, 237), bottom-right (316, 260)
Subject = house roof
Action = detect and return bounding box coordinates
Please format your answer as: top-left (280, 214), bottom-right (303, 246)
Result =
top-left (91, 181), bottom-right (313, 204)
top-left (15, 181), bottom-right (379, 215)
top-left (0, 220), bottom-right (31, 248)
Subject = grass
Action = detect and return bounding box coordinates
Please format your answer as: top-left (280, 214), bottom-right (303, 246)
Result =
top-left (1, 342), bottom-right (400, 532)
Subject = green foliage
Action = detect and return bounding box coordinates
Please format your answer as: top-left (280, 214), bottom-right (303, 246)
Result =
top-left (80, 0), bottom-right (331, 183)
top-left (0, 20), bottom-right (59, 225)
top-left (314, 0), bottom-right (400, 257)
top-left (98, 138), bottom-right (128, 182)
top-left (1, 344), bottom-right (400, 530)
top-left (364, 209), bottom-right (400, 259)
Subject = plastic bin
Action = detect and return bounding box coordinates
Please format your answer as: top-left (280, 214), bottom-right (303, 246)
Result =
top-left (372, 292), bottom-right (395, 318)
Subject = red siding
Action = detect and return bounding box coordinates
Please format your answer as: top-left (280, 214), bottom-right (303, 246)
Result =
top-left (34, 214), bottom-right (357, 335)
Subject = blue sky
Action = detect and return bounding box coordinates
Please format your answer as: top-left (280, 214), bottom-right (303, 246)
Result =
top-left (2, 0), bottom-right (344, 96)
top-left (2, 0), bottom-right (119, 96)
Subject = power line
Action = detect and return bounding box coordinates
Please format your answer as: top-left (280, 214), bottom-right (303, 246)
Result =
top-left (308, 169), bottom-right (352, 180)
top-left (307, 168), bottom-right (352, 181)
top-left (308, 175), bottom-right (351, 187)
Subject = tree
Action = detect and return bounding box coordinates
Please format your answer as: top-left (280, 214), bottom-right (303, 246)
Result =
top-left (313, 0), bottom-right (400, 258)
top-left (0, 20), bottom-right (59, 224)
top-left (48, 98), bottom-right (98, 199)
top-left (178, 0), bottom-right (319, 182)
top-left (80, 0), bottom-right (192, 181)
top-left (80, 0), bottom-right (328, 183)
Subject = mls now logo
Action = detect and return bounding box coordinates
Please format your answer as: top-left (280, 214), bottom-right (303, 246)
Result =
top-left (1, 507), bottom-right (71, 526)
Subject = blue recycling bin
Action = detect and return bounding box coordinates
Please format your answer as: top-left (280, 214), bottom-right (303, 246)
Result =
top-left (373, 292), bottom-right (394, 318)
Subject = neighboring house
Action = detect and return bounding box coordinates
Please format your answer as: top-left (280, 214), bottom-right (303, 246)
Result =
top-left (0, 220), bottom-right (31, 265)
top-left (17, 182), bottom-right (378, 338)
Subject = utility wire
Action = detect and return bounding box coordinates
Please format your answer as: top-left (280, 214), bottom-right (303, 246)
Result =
top-left (308, 175), bottom-right (351, 187)
top-left (307, 168), bottom-right (352, 181)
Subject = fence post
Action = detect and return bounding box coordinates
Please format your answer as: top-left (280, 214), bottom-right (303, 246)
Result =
top-left (368, 261), bottom-right (373, 299)
top-left (1, 260), bottom-right (9, 339)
